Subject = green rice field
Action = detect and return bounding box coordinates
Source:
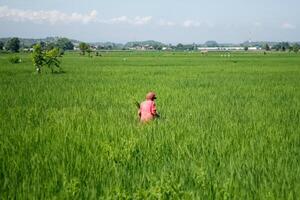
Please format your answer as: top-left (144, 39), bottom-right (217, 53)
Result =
top-left (0, 51), bottom-right (300, 199)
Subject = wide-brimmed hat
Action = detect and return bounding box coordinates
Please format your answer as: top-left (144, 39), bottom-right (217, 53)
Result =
top-left (146, 92), bottom-right (156, 100)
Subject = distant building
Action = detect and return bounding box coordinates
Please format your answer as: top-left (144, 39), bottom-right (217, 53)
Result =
top-left (129, 46), bottom-right (145, 50)
top-left (248, 47), bottom-right (261, 51)
top-left (197, 46), bottom-right (260, 51)
top-left (129, 45), bottom-right (156, 51)
top-left (22, 48), bottom-right (33, 52)
top-left (198, 47), bottom-right (220, 51)
top-left (162, 47), bottom-right (172, 51)
top-left (90, 46), bottom-right (97, 51)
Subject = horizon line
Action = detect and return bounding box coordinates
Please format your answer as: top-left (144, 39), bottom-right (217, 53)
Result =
top-left (0, 36), bottom-right (299, 45)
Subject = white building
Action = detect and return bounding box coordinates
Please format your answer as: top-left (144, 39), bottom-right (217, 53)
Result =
top-left (197, 46), bottom-right (260, 51)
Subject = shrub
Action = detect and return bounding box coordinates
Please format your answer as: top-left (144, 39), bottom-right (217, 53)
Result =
top-left (8, 56), bottom-right (21, 64)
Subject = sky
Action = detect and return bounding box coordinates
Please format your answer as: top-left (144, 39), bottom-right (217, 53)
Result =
top-left (0, 0), bottom-right (299, 44)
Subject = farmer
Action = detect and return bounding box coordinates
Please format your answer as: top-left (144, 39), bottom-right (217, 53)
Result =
top-left (138, 92), bottom-right (159, 123)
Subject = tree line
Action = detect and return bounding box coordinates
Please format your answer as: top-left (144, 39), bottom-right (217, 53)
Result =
top-left (0, 37), bottom-right (74, 53)
top-left (1, 37), bottom-right (299, 53)
top-left (269, 42), bottom-right (299, 52)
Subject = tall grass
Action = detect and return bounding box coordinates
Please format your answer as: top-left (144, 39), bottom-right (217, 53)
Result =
top-left (0, 51), bottom-right (299, 199)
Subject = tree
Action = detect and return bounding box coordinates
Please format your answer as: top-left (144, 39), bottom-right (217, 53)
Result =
top-left (5, 37), bottom-right (20, 52)
top-left (264, 44), bottom-right (270, 51)
top-left (272, 42), bottom-right (290, 51)
top-left (40, 41), bottom-right (46, 50)
top-left (176, 43), bottom-right (184, 50)
top-left (86, 47), bottom-right (92, 57)
top-left (44, 48), bottom-right (62, 73)
top-left (273, 44), bottom-right (280, 51)
top-left (244, 46), bottom-right (249, 51)
top-left (280, 42), bottom-right (289, 51)
top-left (283, 42), bottom-right (290, 51)
top-left (185, 44), bottom-right (194, 51)
top-left (79, 42), bottom-right (89, 55)
top-left (107, 45), bottom-right (113, 50)
top-left (32, 44), bottom-right (44, 73)
top-left (46, 42), bottom-right (57, 51)
top-left (0, 41), bottom-right (4, 50)
top-left (152, 43), bottom-right (163, 51)
top-left (56, 38), bottom-right (74, 51)
top-left (293, 43), bottom-right (300, 53)
top-left (32, 44), bottom-right (62, 73)
top-left (205, 40), bottom-right (218, 47)
top-left (97, 45), bottom-right (105, 50)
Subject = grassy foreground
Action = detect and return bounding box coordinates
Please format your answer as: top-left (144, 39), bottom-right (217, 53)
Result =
top-left (0, 51), bottom-right (300, 199)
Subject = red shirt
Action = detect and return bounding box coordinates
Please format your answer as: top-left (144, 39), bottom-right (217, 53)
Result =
top-left (139, 100), bottom-right (157, 122)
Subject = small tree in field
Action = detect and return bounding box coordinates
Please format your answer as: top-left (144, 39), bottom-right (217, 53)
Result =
top-left (244, 46), bottom-right (249, 51)
top-left (79, 42), bottom-right (89, 55)
top-left (32, 44), bottom-right (44, 73)
top-left (32, 44), bottom-right (62, 73)
top-left (44, 48), bottom-right (62, 73)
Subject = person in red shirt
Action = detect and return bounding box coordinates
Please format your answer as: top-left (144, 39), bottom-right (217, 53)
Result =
top-left (138, 92), bottom-right (159, 123)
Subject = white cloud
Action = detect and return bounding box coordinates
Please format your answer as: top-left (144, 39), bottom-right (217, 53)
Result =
top-left (106, 16), bottom-right (152, 25)
top-left (253, 22), bottom-right (262, 27)
top-left (0, 6), bottom-right (98, 24)
top-left (109, 16), bottom-right (128, 23)
top-left (158, 19), bottom-right (176, 27)
top-left (205, 21), bottom-right (215, 28)
top-left (0, 5), bottom-right (152, 26)
top-left (183, 20), bottom-right (201, 28)
top-left (133, 16), bottom-right (152, 25)
top-left (281, 22), bottom-right (296, 29)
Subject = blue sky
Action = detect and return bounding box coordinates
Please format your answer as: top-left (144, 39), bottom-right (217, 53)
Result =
top-left (0, 0), bottom-right (299, 43)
